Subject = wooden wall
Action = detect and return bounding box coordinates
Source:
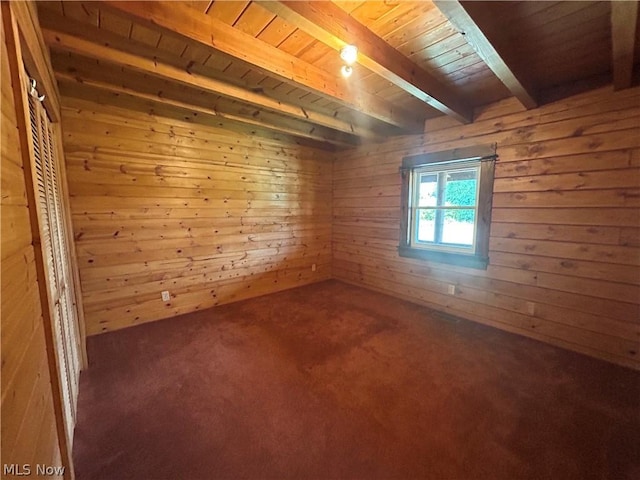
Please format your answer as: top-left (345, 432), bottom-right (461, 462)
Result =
top-left (62, 99), bottom-right (332, 335)
top-left (333, 86), bottom-right (640, 369)
top-left (1, 12), bottom-right (61, 470)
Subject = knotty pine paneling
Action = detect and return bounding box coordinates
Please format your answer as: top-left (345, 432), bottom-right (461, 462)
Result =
top-left (333, 85), bottom-right (640, 369)
top-left (62, 98), bottom-right (332, 335)
top-left (1, 16), bottom-right (61, 468)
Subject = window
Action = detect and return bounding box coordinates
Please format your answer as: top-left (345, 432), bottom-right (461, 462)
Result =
top-left (26, 76), bottom-right (81, 444)
top-left (399, 145), bottom-right (497, 269)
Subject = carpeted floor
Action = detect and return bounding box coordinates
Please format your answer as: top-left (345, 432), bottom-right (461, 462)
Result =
top-left (73, 280), bottom-right (639, 480)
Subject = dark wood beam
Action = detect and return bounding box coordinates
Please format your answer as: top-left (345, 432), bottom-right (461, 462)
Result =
top-left (9, 1), bottom-right (61, 121)
top-left (611, 0), bottom-right (639, 90)
top-left (42, 28), bottom-right (374, 140)
top-left (434, 0), bottom-right (538, 109)
top-left (259, 1), bottom-right (473, 124)
top-left (55, 72), bottom-right (359, 147)
top-left (98, 0), bottom-right (424, 133)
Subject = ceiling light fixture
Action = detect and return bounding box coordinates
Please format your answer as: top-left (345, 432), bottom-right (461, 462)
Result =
top-left (340, 65), bottom-right (353, 78)
top-left (340, 44), bottom-right (358, 65)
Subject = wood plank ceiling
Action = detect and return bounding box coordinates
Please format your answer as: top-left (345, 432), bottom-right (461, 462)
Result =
top-left (38, 1), bottom-right (639, 150)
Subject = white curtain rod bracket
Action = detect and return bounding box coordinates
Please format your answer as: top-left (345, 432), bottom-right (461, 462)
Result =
top-left (28, 77), bottom-right (45, 102)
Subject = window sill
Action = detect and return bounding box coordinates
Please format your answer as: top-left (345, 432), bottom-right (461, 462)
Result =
top-left (398, 245), bottom-right (488, 270)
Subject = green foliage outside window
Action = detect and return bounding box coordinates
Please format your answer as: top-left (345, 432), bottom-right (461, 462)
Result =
top-left (419, 179), bottom-right (476, 222)
top-left (445, 179), bottom-right (476, 222)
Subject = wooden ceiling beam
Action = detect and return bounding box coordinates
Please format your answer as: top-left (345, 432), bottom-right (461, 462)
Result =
top-left (98, 0), bottom-right (424, 133)
top-left (42, 28), bottom-right (374, 140)
top-left (258, 1), bottom-right (473, 124)
top-left (55, 72), bottom-right (359, 147)
top-left (611, 0), bottom-right (639, 90)
top-left (10, 1), bottom-right (62, 121)
top-left (434, 0), bottom-right (538, 110)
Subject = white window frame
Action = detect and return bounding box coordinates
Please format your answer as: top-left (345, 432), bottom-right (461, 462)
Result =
top-left (399, 145), bottom-right (497, 269)
top-left (409, 160), bottom-right (481, 254)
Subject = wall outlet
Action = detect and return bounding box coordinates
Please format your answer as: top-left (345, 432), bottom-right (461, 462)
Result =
top-left (161, 290), bottom-right (171, 302)
top-left (526, 301), bottom-right (536, 316)
top-left (447, 284), bottom-right (456, 295)
top-left (311, 263), bottom-right (317, 272)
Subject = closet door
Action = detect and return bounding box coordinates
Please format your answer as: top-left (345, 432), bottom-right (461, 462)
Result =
top-left (27, 90), bottom-right (80, 447)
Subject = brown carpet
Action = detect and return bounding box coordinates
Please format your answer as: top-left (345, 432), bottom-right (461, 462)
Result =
top-left (73, 280), bottom-right (640, 480)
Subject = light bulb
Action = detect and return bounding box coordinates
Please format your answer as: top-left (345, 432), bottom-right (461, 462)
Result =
top-left (340, 45), bottom-right (358, 65)
top-left (341, 65), bottom-right (353, 78)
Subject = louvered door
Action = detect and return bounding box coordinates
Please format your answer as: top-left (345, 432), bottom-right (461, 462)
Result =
top-left (27, 90), bottom-right (80, 447)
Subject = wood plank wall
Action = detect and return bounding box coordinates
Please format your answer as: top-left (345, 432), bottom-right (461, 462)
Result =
top-left (333, 85), bottom-right (640, 370)
top-left (62, 99), bottom-right (332, 335)
top-left (1, 15), bottom-right (62, 470)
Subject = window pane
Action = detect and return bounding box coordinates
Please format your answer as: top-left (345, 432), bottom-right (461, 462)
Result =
top-left (445, 169), bottom-right (478, 207)
top-left (416, 209), bottom-right (435, 242)
top-left (417, 173), bottom-right (438, 207)
top-left (441, 209), bottom-right (475, 246)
